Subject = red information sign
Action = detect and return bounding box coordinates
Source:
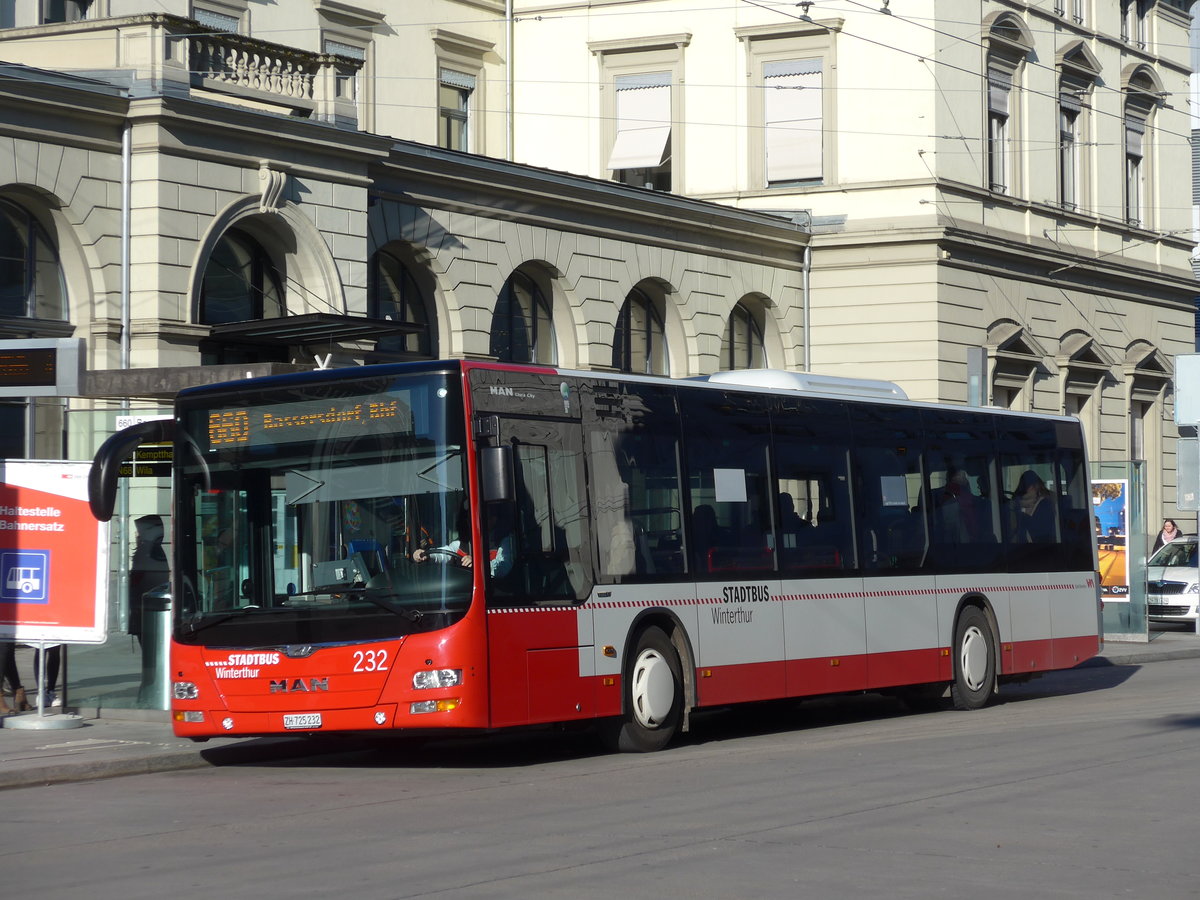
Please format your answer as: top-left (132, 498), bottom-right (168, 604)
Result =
top-left (0, 461), bottom-right (109, 643)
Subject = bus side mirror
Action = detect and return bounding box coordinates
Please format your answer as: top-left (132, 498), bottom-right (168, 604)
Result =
top-left (480, 446), bottom-right (513, 502)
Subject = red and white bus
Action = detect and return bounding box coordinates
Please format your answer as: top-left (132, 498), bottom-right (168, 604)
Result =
top-left (89, 360), bottom-right (1100, 751)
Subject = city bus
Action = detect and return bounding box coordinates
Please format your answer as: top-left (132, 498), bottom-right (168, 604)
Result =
top-left (89, 360), bottom-right (1100, 751)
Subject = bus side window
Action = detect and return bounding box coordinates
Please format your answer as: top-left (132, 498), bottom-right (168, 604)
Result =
top-left (773, 399), bottom-right (855, 574)
top-left (680, 390), bottom-right (773, 576)
top-left (586, 382), bottom-right (685, 582)
top-left (849, 405), bottom-right (929, 572)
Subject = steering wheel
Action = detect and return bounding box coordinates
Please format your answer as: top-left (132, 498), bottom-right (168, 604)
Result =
top-left (424, 547), bottom-right (464, 565)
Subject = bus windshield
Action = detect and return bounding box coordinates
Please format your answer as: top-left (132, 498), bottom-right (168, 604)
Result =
top-left (174, 370), bottom-right (472, 647)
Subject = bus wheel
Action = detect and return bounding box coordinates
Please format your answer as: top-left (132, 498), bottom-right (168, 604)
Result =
top-left (605, 626), bottom-right (683, 753)
top-left (951, 606), bottom-right (996, 711)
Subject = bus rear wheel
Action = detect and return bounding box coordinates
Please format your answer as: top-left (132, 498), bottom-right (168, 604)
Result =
top-left (603, 626), bottom-right (683, 753)
top-left (950, 606), bottom-right (996, 710)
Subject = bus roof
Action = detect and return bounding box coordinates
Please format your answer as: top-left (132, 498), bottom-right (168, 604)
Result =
top-left (696, 369), bottom-right (909, 401)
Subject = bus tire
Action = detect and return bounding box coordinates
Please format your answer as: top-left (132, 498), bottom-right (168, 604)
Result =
top-left (950, 606), bottom-right (996, 711)
top-left (605, 626), bottom-right (683, 753)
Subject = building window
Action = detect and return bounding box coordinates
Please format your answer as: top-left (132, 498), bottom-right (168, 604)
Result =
top-left (491, 269), bottom-right (555, 364)
top-left (198, 228), bottom-right (283, 325)
top-left (987, 62), bottom-right (1012, 194)
top-left (1123, 67), bottom-right (1160, 229)
top-left (1059, 92), bottom-right (1080, 210)
top-left (592, 36), bottom-right (688, 193)
top-left (983, 16), bottom-right (1031, 198)
top-left (1056, 44), bottom-right (1100, 214)
top-left (722, 302), bottom-right (766, 370)
top-left (193, 7), bottom-right (240, 32)
top-left (0, 199), bottom-right (66, 321)
top-left (0, 402), bottom-right (25, 458)
top-left (368, 247), bottom-right (431, 358)
top-left (1125, 113), bottom-right (1145, 226)
top-left (763, 59), bottom-right (823, 186)
top-left (739, 22), bottom-right (835, 191)
top-left (1058, 105), bottom-right (1078, 210)
top-left (1121, 0), bottom-right (1149, 48)
top-left (609, 73), bottom-right (672, 191)
top-left (438, 69), bottom-right (473, 152)
top-left (613, 286), bottom-right (667, 375)
top-left (41, 0), bottom-right (89, 23)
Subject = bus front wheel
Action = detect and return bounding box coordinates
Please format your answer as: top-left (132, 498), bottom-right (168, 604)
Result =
top-left (603, 626), bottom-right (683, 753)
top-left (950, 606), bottom-right (996, 711)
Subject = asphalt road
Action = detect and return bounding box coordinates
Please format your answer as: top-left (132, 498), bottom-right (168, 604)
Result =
top-left (5, 657), bottom-right (1199, 899)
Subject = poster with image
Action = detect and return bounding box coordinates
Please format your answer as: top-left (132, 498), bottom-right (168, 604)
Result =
top-left (1093, 479), bottom-right (1128, 601)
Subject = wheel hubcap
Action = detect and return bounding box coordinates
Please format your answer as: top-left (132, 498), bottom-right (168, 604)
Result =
top-left (631, 648), bottom-right (674, 728)
top-left (960, 624), bottom-right (988, 692)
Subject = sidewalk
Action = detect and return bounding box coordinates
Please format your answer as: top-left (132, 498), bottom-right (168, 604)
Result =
top-left (2, 631), bottom-right (1198, 790)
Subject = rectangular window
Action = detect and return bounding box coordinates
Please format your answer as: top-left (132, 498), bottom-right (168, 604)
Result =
top-left (1125, 113), bottom-right (1145, 226)
top-left (987, 63), bottom-right (1012, 193)
top-left (41, 0), bottom-right (88, 23)
top-left (438, 69), bottom-right (474, 152)
top-left (609, 72), bottom-right (672, 191)
top-left (1058, 102), bottom-right (1079, 210)
top-left (763, 59), bottom-right (823, 185)
top-left (194, 7), bottom-right (240, 32)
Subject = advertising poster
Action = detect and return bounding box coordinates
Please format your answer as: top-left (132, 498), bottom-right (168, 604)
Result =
top-left (0, 460), bottom-right (109, 643)
top-left (1093, 479), bottom-right (1129, 601)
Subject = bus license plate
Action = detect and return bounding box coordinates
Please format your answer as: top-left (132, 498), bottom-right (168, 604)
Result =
top-left (283, 713), bottom-right (322, 730)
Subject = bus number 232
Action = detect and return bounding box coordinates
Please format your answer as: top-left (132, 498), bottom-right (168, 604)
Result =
top-left (353, 650), bottom-right (389, 672)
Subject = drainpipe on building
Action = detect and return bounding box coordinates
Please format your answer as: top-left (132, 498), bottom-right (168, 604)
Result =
top-left (792, 211), bottom-right (813, 372)
top-left (506, 0), bottom-right (514, 160)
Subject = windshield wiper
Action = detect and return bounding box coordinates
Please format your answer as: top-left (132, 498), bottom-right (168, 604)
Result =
top-left (334, 587), bottom-right (427, 623)
top-left (183, 605), bottom-right (276, 636)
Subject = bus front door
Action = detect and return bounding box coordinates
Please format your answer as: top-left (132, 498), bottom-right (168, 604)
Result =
top-left (483, 417), bottom-right (596, 727)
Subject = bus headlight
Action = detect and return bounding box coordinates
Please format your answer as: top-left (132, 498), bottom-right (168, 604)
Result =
top-left (413, 668), bottom-right (462, 690)
top-left (173, 681), bottom-right (199, 700)
top-left (411, 698), bottom-right (462, 714)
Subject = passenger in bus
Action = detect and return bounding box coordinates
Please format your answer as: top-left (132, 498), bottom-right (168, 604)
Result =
top-left (1010, 470), bottom-right (1055, 543)
top-left (935, 468), bottom-right (981, 543)
top-left (778, 492), bottom-right (807, 532)
top-left (691, 504), bottom-right (720, 572)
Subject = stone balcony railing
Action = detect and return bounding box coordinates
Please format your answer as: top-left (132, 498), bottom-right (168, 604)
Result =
top-left (0, 14), bottom-right (362, 128)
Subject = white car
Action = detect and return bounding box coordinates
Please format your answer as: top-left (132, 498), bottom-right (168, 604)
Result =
top-left (1147, 537), bottom-right (1199, 624)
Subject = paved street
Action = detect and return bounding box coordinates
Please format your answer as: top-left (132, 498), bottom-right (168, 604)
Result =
top-left (3, 640), bottom-right (1200, 899)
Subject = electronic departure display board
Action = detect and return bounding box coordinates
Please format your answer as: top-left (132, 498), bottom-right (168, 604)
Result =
top-left (0, 339), bottom-right (84, 397)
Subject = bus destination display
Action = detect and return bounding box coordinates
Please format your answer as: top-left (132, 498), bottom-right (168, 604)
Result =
top-left (208, 397), bottom-right (412, 449)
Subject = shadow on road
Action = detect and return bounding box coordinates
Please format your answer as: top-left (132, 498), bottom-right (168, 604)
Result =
top-left (198, 663), bottom-right (1142, 771)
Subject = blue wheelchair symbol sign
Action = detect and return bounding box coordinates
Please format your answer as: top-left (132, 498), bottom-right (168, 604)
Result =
top-left (1, 551), bottom-right (49, 603)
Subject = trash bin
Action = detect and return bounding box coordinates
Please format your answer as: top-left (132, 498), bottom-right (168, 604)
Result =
top-left (137, 583), bottom-right (171, 709)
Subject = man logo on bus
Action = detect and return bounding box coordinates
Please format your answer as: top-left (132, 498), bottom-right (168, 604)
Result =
top-left (269, 677), bottom-right (329, 693)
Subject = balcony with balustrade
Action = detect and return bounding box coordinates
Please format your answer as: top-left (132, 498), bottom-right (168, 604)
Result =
top-left (0, 13), bottom-right (361, 128)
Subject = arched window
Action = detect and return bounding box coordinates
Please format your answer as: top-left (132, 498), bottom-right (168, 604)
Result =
top-left (369, 247), bottom-right (431, 357)
top-left (0, 198), bottom-right (66, 321)
top-left (722, 301), bottom-right (766, 370)
top-left (491, 269), bottom-right (555, 364)
top-left (198, 228), bottom-right (284, 325)
top-left (613, 286), bottom-right (667, 375)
